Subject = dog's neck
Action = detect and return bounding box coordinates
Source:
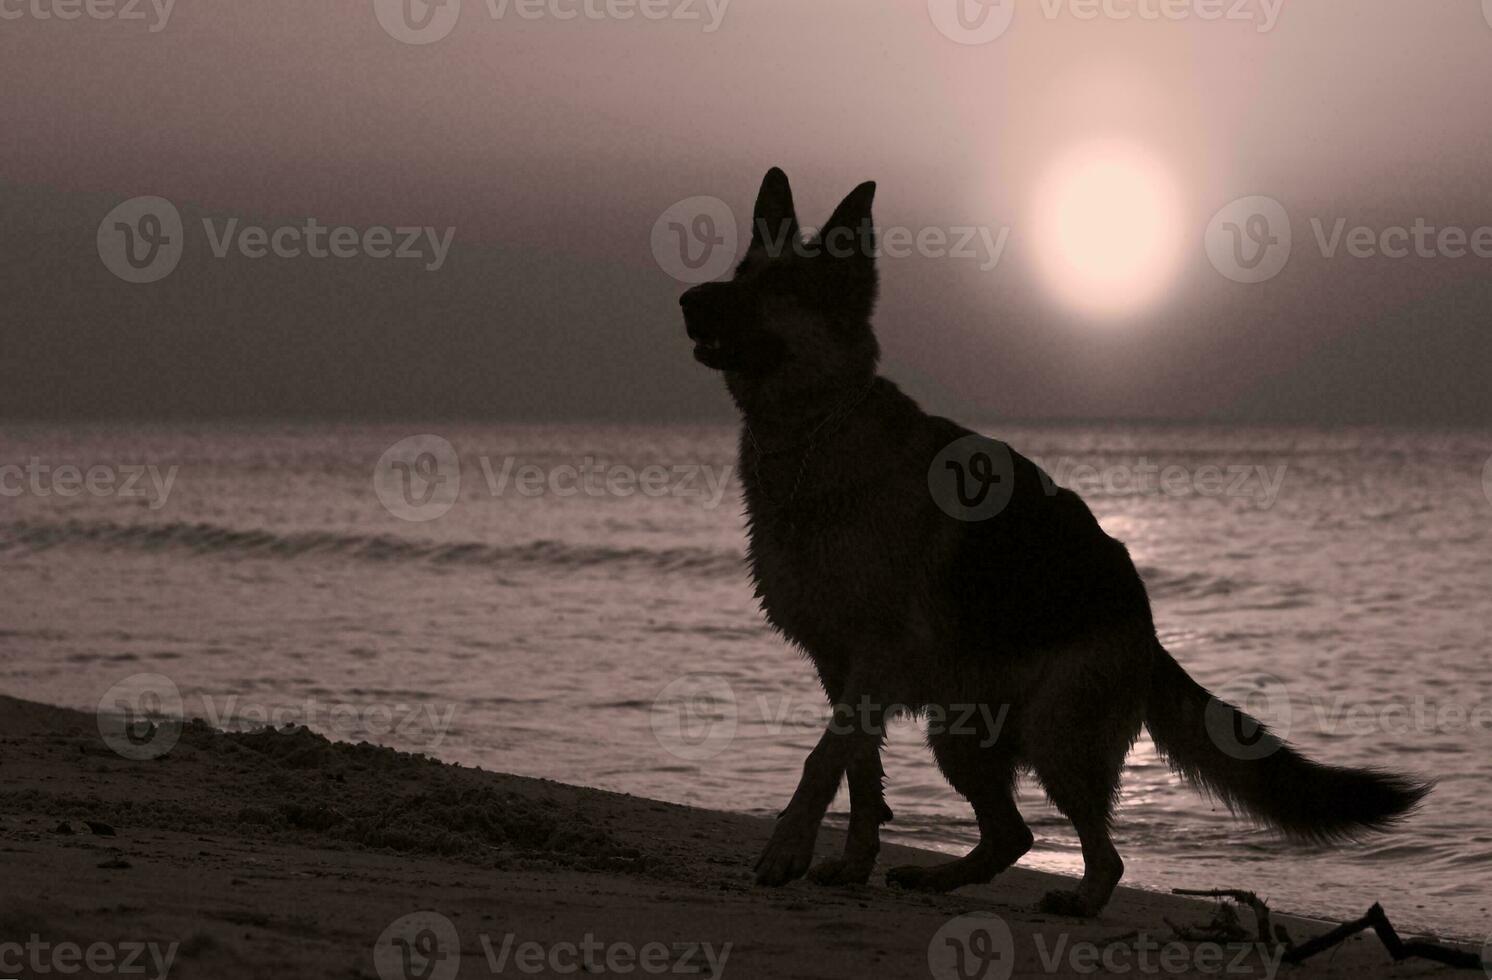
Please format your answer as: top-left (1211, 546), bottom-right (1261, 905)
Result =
top-left (731, 376), bottom-right (878, 456)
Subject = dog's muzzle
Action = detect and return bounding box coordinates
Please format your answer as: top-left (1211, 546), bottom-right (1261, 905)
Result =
top-left (680, 282), bottom-right (744, 368)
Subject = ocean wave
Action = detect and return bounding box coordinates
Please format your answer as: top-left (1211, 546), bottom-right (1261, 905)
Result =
top-left (0, 518), bottom-right (746, 578)
top-left (4, 519), bottom-right (1252, 602)
top-left (1137, 565), bottom-right (1249, 600)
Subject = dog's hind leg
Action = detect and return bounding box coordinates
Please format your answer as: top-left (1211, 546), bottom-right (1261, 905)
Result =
top-left (1031, 756), bottom-right (1124, 918)
top-left (1027, 685), bottom-right (1135, 917)
top-left (887, 733), bottom-right (1032, 893)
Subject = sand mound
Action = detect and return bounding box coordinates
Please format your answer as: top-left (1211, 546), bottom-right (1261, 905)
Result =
top-left (23, 718), bottom-right (649, 873)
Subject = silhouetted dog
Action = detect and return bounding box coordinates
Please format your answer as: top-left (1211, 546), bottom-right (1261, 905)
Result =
top-left (679, 168), bottom-right (1429, 916)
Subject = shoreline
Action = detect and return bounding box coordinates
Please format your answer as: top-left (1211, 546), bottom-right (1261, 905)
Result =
top-left (0, 694), bottom-right (1479, 979)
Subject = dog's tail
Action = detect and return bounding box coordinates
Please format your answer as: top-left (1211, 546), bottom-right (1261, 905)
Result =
top-left (1144, 644), bottom-right (1430, 842)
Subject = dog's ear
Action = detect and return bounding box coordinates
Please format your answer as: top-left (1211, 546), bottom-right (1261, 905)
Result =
top-left (817, 181), bottom-right (879, 327)
top-left (820, 181), bottom-right (877, 265)
top-left (750, 167), bottom-right (798, 255)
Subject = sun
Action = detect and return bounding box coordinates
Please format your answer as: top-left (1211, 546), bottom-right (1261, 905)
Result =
top-left (1029, 140), bottom-right (1185, 321)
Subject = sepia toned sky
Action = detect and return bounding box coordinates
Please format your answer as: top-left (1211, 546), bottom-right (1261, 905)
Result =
top-left (2, 0), bottom-right (1490, 422)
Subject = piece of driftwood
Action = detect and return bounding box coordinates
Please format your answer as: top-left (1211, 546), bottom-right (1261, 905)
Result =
top-left (1169, 889), bottom-right (1484, 972)
top-left (1164, 902), bottom-right (1250, 943)
top-left (1281, 903), bottom-right (1481, 970)
top-left (1172, 888), bottom-right (1289, 946)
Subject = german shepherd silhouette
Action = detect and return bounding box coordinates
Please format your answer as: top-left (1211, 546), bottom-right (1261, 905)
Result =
top-left (679, 168), bottom-right (1428, 916)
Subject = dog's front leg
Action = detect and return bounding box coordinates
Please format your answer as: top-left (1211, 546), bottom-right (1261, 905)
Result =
top-left (806, 740), bottom-right (892, 886)
top-left (754, 698), bottom-right (880, 886)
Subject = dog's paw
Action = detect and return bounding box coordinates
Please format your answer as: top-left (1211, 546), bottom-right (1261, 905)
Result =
top-left (885, 864), bottom-right (941, 892)
top-left (807, 857), bottom-right (873, 887)
top-left (753, 823), bottom-right (817, 886)
top-left (1036, 889), bottom-right (1100, 918)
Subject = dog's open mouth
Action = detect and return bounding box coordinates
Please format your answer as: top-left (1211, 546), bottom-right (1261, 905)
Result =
top-left (692, 336), bottom-right (732, 368)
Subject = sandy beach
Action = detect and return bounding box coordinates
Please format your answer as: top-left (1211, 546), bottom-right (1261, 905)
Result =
top-left (0, 694), bottom-right (1480, 980)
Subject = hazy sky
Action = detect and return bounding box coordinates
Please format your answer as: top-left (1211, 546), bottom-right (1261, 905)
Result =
top-left (3, 0), bottom-right (1490, 422)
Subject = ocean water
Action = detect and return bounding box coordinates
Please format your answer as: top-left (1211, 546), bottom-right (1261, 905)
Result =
top-left (2, 422), bottom-right (1489, 939)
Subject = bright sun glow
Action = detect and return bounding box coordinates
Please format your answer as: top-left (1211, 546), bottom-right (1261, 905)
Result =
top-left (1029, 140), bottom-right (1185, 320)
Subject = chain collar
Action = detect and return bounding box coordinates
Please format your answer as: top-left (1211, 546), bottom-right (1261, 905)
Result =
top-left (742, 379), bottom-right (877, 520)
